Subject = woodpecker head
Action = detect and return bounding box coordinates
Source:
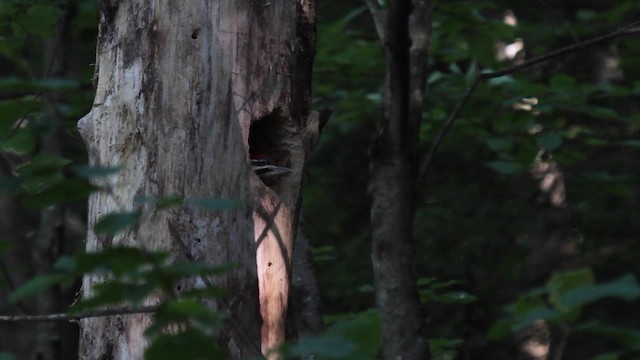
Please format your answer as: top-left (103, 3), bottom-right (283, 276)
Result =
top-left (250, 153), bottom-right (292, 184)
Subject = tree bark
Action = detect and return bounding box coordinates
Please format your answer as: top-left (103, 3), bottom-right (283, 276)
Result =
top-left (366, 1), bottom-right (433, 359)
top-left (288, 213), bottom-right (324, 339)
top-left (78, 1), bottom-right (317, 358)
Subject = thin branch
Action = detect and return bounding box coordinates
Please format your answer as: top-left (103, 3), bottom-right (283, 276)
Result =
top-left (0, 259), bottom-right (33, 315)
top-left (365, 0), bottom-right (386, 43)
top-left (550, 325), bottom-right (570, 360)
top-left (0, 306), bottom-right (157, 322)
top-left (484, 22), bottom-right (640, 80)
top-left (408, 0), bottom-right (434, 145)
top-left (416, 75), bottom-right (480, 190)
top-left (415, 21), bottom-right (640, 190)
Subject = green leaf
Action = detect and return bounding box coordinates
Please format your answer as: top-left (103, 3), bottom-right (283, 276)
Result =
top-left (73, 165), bottom-right (121, 178)
top-left (184, 198), bottom-right (241, 211)
top-left (163, 299), bottom-right (218, 317)
top-left (548, 268), bottom-right (594, 313)
top-left (588, 106), bottom-right (618, 119)
top-left (417, 277), bottom-right (437, 287)
top-left (134, 194), bottom-right (184, 210)
top-left (617, 140), bottom-right (640, 148)
top-left (537, 133), bottom-right (563, 151)
top-left (487, 75), bottom-right (514, 86)
top-left (10, 22), bottom-right (26, 39)
top-left (582, 171), bottom-right (632, 183)
top-left (24, 178), bottom-right (96, 208)
top-left (1, 127), bottom-right (36, 155)
top-left (418, 278), bottom-right (475, 304)
top-left (9, 274), bottom-right (64, 303)
top-left (324, 309), bottom-right (381, 359)
top-left (427, 71), bottom-right (445, 85)
top-left (464, 61), bottom-right (478, 85)
top-left (498, 289), bottom-right (565, 331)
top-left (436, 291), bottom-right (478, 304)
top-left (0, 78), bottom-right (78, 92)
top-left (576, 9), bottom-right (598, 21)
top-left (487, 319), bottom-right (512, 340)
top-left (71, 282), bottom-right (156, 312)
top-left (14, 4), bottom-right (63, 37)
top-left (593, 353), bottom-right (619, 360)
top-left (53, 256), bottom-right (76, 273)
top-left (356, 284), bottom-right (374, 293)
top-left (585, 137), bottom-right (607, 146)
top-left (94, 211), bottom-right (141, 235)
top-left (550, 74), bottom-right (576, 90)
top-left (155, 195), bottom-right (184, 210)
top-left (589, 326), bottom-right (640, 350)
top-left (71, 246), bottom-right (166, 275)
top-left (558, 274), bottom-right (640, 309)
top-left (428, 338), bottom-right (463, 360)
top-left (21, 171), bottom-right (65, 195)
top-left (485, 137), bottom-right (512, 152)
top-left (145, 328), bottom-right (226, 360)
top-left (311, 245), bottom-right (336, 262)
top-left (146, 300), bottom-right (224, 337)
top-left (510, 306), bottom-right (559, 332)
top-left (448, 62), bottom-right (462, 74)
top-left (0, 175), bottom-right (21, 193)
top-left (34, 78), bottom-right (79, 91)
top-left (288, 335), bottom-right (356, 359)
top-left (0, 352), bottom-right (18, 360)
top-left (17, 154), bottom-right (72, 177)
top-left (485, 160), bottom-right (525, 175)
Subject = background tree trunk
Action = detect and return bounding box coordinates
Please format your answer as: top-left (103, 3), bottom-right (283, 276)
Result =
top-left (0, 3), bottom-right (81, 359)
top-left (288, 213), bottom-right (324, 339)
top-left (78, 0), bottom-right (317, 358)
top-left (366, 1), bottom-right (433, 359)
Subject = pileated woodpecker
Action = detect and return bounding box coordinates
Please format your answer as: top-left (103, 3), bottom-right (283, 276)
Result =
top-left (250, 153), bottom-right (291, 183)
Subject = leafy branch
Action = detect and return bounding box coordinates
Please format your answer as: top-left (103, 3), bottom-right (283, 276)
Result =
top-left (416, 20), bottom-right (640, 190)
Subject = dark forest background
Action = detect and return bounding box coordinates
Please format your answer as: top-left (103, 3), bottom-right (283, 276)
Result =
top-left (1, 1), bottom-right (639, 359)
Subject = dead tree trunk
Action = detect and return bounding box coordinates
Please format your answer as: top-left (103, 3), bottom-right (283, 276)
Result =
top-left (366, 1), bottom-right (433, 359)
top-left (78, 0), bottom-right (317, 358)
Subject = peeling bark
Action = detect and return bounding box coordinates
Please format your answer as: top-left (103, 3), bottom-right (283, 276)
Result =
top-left (79, 1), bottom-right (317, 358)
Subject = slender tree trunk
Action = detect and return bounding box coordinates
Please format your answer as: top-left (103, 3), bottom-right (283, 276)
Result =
top-left (78, 1), bottom-right (317, 358)
top-left (0, 3), bottom-right (81, 359)
top-left (514, 160), bottom-right (572, 360)
top-left (530, 160), bottom-right (573, 282)
top-left (366, 1), bottom-right (433, 359)
top-left (33, 6), bottom-right (71, 359)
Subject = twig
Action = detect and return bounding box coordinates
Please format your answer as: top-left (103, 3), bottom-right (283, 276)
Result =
top-left (0, 305), bottom-right (157, 322)
top-left (550, 325), bottom-right (570, 360)
top-left (415, 74), bottom-right (480, 190)
top-left (415, 21), bottom-right (640, 190)
top-left (365, 0), bottom-right (386, 43)
top-left (485, 22), bottom-right (640, 80)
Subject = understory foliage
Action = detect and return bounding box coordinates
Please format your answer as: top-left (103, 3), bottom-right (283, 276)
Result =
top-left (0, 0), bottom-right (639, 359)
